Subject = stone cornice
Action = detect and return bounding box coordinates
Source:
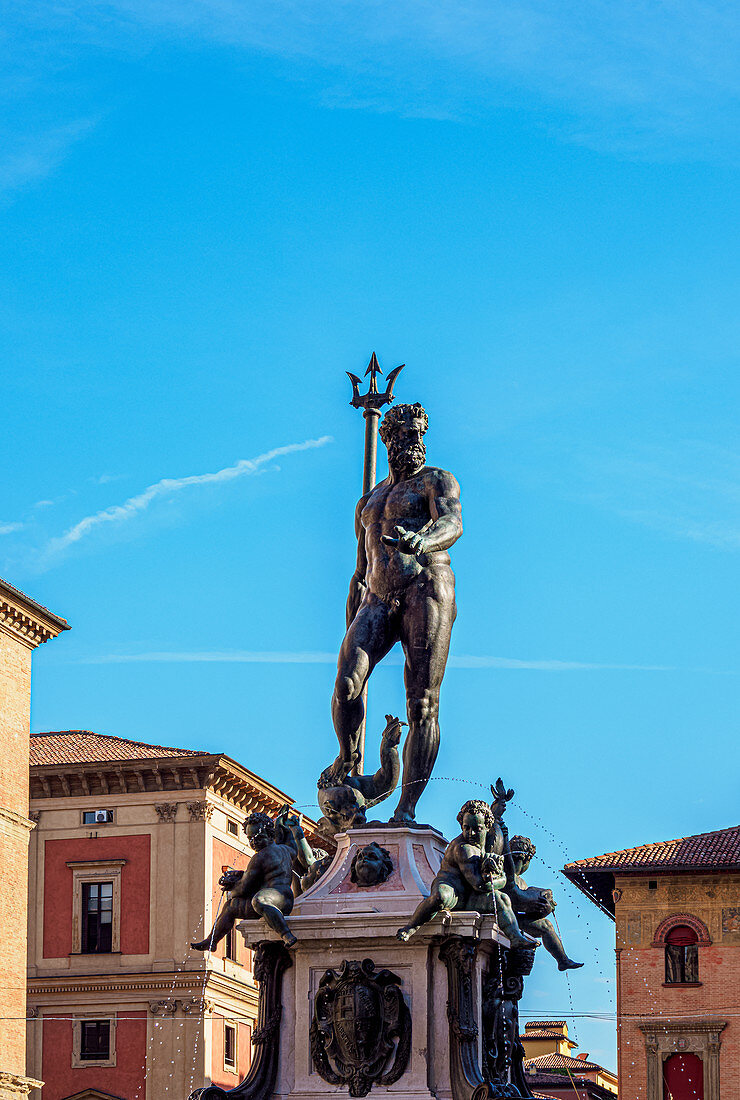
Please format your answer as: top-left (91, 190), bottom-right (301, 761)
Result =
top-left (0, 579), bottom-right (69, 649)
top-left (0, 1071), bottom-right (45, 1096)
top-left (638, 1019), bottom-right (727, 1034)
top-left (28, 968), bottom-right (257, 1000)
top-left (0, 805), bottom-right (36, 835)
top-left (29, 755), bottom-right (327, 848)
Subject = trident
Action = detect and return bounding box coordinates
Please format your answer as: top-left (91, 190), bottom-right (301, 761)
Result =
top-left (346, 352), bottom-right (405, 772)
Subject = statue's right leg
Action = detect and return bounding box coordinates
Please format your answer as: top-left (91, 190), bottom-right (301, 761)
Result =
top-left (190, 901), bottom-right (237, 952)
top-left (331, 596), bottom-right (396, 777)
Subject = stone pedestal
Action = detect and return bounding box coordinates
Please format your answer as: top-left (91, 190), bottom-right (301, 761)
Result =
top-left (238, 826), bottom-right (510, 1100)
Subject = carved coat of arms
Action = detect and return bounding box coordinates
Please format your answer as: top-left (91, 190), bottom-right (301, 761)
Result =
top-left (310, 958), bottom-right (411, 1097)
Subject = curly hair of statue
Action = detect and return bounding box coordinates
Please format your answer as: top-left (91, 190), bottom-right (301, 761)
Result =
top-left (379, 402), bottom-right (428, 443)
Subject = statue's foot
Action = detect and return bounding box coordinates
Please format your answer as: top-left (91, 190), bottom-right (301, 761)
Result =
top-left (508, 931), bottom-right (539, 950)
top-left (390, 808), bottom-right (415, 826)
top-left (190, 938), bottom-right (212, 952)
top-left (558, 958), bottom-right (584, 971)
top-left (282, 930), bottom-right (298, 948)
top-left (396, 926), bottom-right (416, 942)
top-left (326, 753), bottom-right (356, 785)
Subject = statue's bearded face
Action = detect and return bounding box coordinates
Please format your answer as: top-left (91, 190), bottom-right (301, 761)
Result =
top-left (386, 417), bottom-right (427, 476)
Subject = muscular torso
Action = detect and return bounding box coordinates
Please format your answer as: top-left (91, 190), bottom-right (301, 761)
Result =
top-left (237, 843), bottom-right (294, 895)
top-left (361, 467), bottom-right (453, 598)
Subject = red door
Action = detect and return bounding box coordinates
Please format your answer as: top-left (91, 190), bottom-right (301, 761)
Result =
top-left (663, 1052), bottom-right (704, 1099)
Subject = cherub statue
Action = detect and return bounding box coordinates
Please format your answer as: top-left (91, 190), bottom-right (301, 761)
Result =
top-left (278, 807), bottom-right (334, 894)
top-left (317, 714), bottom-right (402, 838)
top-left (396, 791), bottom-right (534, 948)
top-left (350, 842), bottom-right (394, 887)
top-left (505, 835), bottom-right (583, 971)
top-left (190, 807), bottom-right (299, 952)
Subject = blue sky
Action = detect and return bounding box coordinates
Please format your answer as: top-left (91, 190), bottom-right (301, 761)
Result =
top-left (3, 0), bottom-right (740, 1067)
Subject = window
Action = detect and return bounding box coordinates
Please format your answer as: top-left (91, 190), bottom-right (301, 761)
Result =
top-left (665, 925), bottom-right (699, 984)
top-left (224, 927), bottom-right (236, 961)
top-left (67, 859), bottom-right (126, 955)
top-left (648, 879), bottom-right (658, 890)
top-left (72, 1015), bottom-right (117, 1067)
top-left (80, 1020), bottom-right (110, 1060)
top-left (82, 882), bottom-right (113, 953)
top-left (224, 1023), bottom-right (237, 1071)
top-left (82, 809), bottom-right (114, 825)
top-left (227, 819), bottom-right (238, 836)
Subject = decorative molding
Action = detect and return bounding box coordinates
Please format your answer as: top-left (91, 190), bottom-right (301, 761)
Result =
top-left (27, 1005), bottom-right (39, 1019)
top-left (639, 1019), bottom-right (727, 1100)
top-left (0, 805), bottom-right (37, 838)
top-left (28, 970), bottom-right (257, 999)
top-left (154, 802), bottom-right (179, 823)
top-left (187, 801), bottom-right (214, 822)
top-left (0, 595), bottom-right (65, 648)
top-left (149, 999), bottom-right (178, 1016)
top-left (189, 940), bottom-right (292, 1100)
top-left (0, 1070), bottom-right (45, 1096)
top-left (652, 912), bottom-right (712, 947)
top-left (29, 810), bottom-right (41, 824)
top-left (180, 997), bottom-right (213, 1016)
top-left (71, 1014), bottom-right (117, 1069)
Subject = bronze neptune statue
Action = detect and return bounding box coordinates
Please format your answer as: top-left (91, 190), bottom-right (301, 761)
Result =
top-left (330, 402), bottom-right (462, 823)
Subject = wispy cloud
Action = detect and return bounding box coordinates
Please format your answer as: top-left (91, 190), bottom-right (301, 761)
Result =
top-left (44, 436), bottom-right (332, 557)
top-left (0, 118), bottom-right (97, 197)
top-left (78, 649), bottom-right (681, 672)
top-left (5, 1), bottom-right (740, 162)
top-left (535, 438), bottom-right (740, 550)
top-left (0, 522), bottom-right (24, 536)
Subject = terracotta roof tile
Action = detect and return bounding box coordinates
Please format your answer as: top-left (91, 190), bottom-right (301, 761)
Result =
top-left (31, 730), bottom-right (206, 767)
top-left (524, 1053), bottom-right (604, 1073)
top-left (564, 824), bottom-right (740, 873)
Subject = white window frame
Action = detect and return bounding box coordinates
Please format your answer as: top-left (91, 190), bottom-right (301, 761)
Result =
top-left (72, 1013), bottom-right (117, 1068)
top-left (67, 859), bottom-right (126, 954)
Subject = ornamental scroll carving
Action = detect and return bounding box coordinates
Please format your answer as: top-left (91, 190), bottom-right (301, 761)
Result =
top-left (310, 959), bottom-right (411, 1097)
top-left (652, 913), bottom-right (712, 947)
top-left (187, 801), bottom-right (214, 822)
top-left (155, 803), bottom-right (179, 823)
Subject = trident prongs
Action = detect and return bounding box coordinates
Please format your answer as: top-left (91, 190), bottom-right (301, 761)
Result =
top-left (347, 352), bottom-right (405, 412)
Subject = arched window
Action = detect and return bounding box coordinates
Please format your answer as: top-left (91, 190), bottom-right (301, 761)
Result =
top-left (663, 1052), bottom-right (704, 1099)
top-left (665, 925), bottom-right (699, 984)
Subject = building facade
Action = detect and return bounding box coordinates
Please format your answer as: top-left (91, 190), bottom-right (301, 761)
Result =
top-left (0, 580), bottom-right (68, 1099)
top-left (564, 825), bottom-right (740, 1100)
top-left (522, 1020), bottom-right (618, 1098)
top-left (27, 730), bottom-right (324, 1100)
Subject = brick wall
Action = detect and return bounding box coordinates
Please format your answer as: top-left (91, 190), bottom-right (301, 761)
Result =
top-left (0, 629), bottom-right (34, 1082)
top-left (615, 871), bottom-right (740, 1100)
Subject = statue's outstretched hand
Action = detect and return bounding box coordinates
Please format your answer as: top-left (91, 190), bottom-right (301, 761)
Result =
top-left (490, 777), bottom-right (515, 819)
top-left (381, 714), bottom-right (406, 747)
top-left (381, 525), bottom-right (429, 556)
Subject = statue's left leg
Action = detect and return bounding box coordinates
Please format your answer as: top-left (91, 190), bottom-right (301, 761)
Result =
top-left (252, 888), bottom-right (297, 948)
top-left (529, 917), bottom-right (584, 970)
top-left (393, 571), bottom-right (456, 822)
